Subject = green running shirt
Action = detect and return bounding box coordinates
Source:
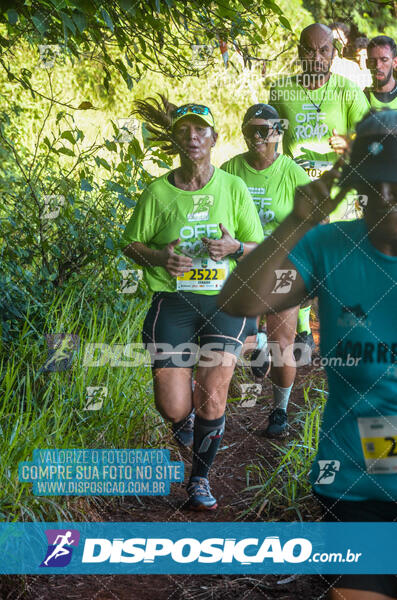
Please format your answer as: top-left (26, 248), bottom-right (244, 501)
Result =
top-left (366, 89), bottom-right (397, 110)
top-left (121, 167), bottom-right (264, 295)
top-left (269, 73), bottom-right (370, 163)
top-left (221, 154), bottom-right (310, 238)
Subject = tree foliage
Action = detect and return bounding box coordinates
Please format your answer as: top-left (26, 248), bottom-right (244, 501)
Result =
top-left (0, 96), bottom-right (167, 341)
top-left (0, 0), bottom-right (296, 343)
top-left (0, 0), bottom-right (291, 89)
top-left (303, 0), bottom-right (397, 41)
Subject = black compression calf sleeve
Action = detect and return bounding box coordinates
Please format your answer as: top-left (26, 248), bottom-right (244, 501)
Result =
top-left (191, 414), bottom-right (225, 478)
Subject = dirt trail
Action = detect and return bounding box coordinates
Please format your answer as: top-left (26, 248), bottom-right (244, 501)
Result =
top-left (4, 322), bottom-right (330, 599)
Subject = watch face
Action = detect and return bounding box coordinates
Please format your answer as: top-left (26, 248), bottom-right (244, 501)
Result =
top-left (233, 242), bottom-right (243, 258)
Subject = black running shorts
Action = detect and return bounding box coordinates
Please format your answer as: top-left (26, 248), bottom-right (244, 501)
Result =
top-left (142, 291), bottom-right (257, 369)
top-left (315, 491), bottom-right (397, 598)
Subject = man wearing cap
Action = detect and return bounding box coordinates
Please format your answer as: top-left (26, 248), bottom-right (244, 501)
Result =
top-left (219, 108), bottom-right (397, 599)
top-left (221, 103), bottom-right (310, 437)
top-left (365, 35), bottom-right (397, 109)
top-left (122, 98), bottom-right (263, 511)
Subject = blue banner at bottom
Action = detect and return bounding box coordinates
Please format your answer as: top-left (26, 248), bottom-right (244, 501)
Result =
top-left (0, 522), bottom-right (395, 575)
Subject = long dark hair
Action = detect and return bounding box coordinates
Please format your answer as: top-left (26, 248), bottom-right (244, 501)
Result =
top-left (132, 94), bottom-right (178, 155)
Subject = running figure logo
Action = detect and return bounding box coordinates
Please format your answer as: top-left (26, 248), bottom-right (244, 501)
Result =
top-left (40, 529), bottom-right (80, 567)
top-left (187, 194), bottom-right (214, 221)
top-left (44, 334), bottom-right (80, 372)
top-left (315, 460), bottom-right (340, 485)
top-left (272, 269), bottom-right (297, 294)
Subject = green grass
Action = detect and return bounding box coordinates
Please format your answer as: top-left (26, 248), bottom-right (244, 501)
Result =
top-left (0, 282), bottom-right (167, 522)
top-left (243, 380), bottom-right (327, 521)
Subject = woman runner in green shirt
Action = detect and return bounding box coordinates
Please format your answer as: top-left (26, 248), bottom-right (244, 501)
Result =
top-left (121, 97), bottom-right (263, 510)
top-left (222, 104), bottom-right (311, 436)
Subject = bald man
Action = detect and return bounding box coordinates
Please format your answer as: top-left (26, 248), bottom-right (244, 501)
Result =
top-left (270, 23), bottom-right (369, 200)
top-left (269, 24), bottom-right (369, 354)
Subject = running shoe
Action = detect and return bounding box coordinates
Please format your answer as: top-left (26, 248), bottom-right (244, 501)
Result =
top-left (186, 476), bottom-right (217, 511)
top-left (172, 410), bottom-right (195, 448)
top-left (264, 408), bottom-right (288, 437)
top-left (293, 331), bottom-right (316, 363)
top-left (250, 347), bottom-right (271, 379)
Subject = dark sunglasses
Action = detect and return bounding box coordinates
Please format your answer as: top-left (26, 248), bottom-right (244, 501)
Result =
top-left (172, 104), bottom-right (212, 118)
top-left (242, 124), bottom-right (271, 139)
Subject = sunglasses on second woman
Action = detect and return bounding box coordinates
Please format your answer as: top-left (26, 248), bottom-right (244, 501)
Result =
top-left (242, 124), bottom-right (271, 139)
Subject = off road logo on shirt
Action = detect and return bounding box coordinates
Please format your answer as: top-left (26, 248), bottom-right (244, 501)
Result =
top-left (181, 195), bottom-right (217, 256)
top-left (178, 239), bottom-right (207, 257)
top-left (248, 187), bottom-right (275, 227)
top-left (187, 194), bottom-right (214, 222)
top-left (178, 222), bottom-right (219, 258)
top-left (295, 105), bottom-right (328, 141)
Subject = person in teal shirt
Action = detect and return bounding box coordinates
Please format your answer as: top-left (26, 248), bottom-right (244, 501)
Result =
top-left (122, 98), bottom-right (263, 511)
top-left (219, 109), bottom-right (397, 600)
top-left (222, 104), bottom-right (311, 436)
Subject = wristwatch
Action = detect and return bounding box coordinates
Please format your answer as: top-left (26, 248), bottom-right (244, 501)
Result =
top-left (229, 240), bottom-right (244, 260)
